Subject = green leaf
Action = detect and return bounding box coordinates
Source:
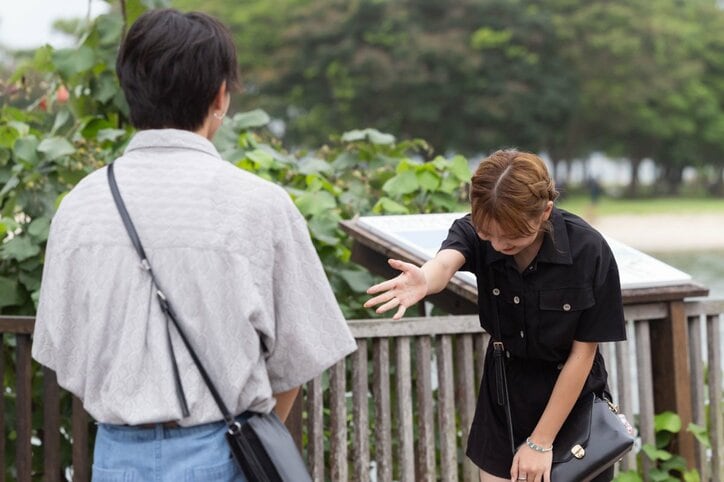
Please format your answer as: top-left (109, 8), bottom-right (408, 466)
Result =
top-left (372, 197), bottom-right (409, 214)
top-left (654, 411), bottom-right (682, 434)
top-left (642, 443), bottom-right (672, 461)
top-left (0, 176), bottom-right (20, 198)
top-left (682, 469), bottom-right (701, 482)
top-left (0, 126), bottom-right (19, 150)
top-left (233, 109), bottom-right (270, 130)
top-left (417, 170), bottom-right (441, 192)
top-left (97, 129), bottom-right (127, 144)
top-left (382, 171), bottom-right (419, 196)
top-left (28, 216), bottom-right (51, 241)
top-left (449, 155), bottom-right (472, 182)
top-left (341, 128), bottom-right (395, 145)
top-left (294, 191), bottom-right (337, 217)
top-left (331, 152), bottom-right (359, 169)
top-left (687, 423), bottom-right (710, 448)
top-left (38, 137), bottom-right (76, 160)
top-left (94, 73), bottom-right (119, 104)
top-left (613, 470), bottom-right (643, 482)
top-left (307, 215), bottom-right (341, 245)
top-left (246, 149), bottom-right (275, 169)
top-left (96, 14), bottom-right (124, 46)
top-left (338, 269), bottom-right (377, 292)
top-left (52, 46), bottom-right (96, 78)
top-left (13, 136), bottom-right (39, 163)
top-left (1, 236), bottom-right (41, 262)
top-left (298, 158), bottom-right (332, 175)
top-left (50, 109), bottom-right (71, 135)
top-left (0, 276), bottom-right (23, 308)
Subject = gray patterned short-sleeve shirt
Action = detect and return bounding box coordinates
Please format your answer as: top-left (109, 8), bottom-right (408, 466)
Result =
top-left (32, 129), bottom-right (357, 426)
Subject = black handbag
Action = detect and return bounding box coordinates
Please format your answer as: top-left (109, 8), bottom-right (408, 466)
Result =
top-left (487, 269), bottom-right (634, 482)
top-left (107, 163), bottom-right (312, 482)
top-left (550, 393), bottom-right (635, 482)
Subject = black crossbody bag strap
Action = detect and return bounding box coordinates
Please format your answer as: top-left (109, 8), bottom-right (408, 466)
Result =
top-left (107, 163), bottom-right (235, 424)
top-left (487, 268), bottom-right (517, 455)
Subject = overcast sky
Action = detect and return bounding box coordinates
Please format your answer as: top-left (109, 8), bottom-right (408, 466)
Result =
top-left (0, 0), bottom-right (110, 50)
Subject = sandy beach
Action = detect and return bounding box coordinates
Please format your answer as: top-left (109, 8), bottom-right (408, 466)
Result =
top-left (589, 213), bottom-right (724, 253)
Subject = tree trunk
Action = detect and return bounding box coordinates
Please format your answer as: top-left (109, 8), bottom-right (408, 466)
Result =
top-left (626, 157), bottom-right (642, 198)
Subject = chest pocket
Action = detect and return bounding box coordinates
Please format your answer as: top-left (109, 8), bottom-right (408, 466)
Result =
top-left (538, 287), bottom-right (595, 350)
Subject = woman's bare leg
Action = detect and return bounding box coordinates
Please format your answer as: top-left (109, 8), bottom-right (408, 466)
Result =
top-left (480, 469), bottom-right (510, 482)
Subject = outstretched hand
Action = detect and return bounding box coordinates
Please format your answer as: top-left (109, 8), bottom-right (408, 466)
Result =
top-left (363, 259), bottom-right (427, 320)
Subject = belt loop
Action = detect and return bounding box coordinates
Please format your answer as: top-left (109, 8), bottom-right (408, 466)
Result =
top-left (155, 424), bottom-right (163, 440)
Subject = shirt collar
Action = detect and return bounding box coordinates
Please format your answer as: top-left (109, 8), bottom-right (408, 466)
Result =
top-left (124, 129), bottom-right (222, 160)
top-left (483, 206), bottom-right (572, 266)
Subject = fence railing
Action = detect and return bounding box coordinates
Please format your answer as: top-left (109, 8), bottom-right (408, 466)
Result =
top-left (2, 300), bottom-right (723, 481)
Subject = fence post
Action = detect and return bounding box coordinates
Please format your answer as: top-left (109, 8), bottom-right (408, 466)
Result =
top-left (649, 301), bottom-right (696, 467)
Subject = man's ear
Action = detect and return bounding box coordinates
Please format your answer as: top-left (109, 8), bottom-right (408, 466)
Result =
top-left (212, 81), bottom-right (229, 115)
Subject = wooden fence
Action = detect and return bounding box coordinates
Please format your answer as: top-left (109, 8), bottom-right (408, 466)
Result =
top-left (2, 300), bottom-right (723, 481)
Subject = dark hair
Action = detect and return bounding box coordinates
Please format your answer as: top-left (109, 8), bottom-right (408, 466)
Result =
top-left (116, 9), bottom-right (240, 131)
top-left (470, 149), bottom-right (559, 237)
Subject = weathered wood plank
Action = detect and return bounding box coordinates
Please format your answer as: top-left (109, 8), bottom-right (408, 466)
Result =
top-left (0, 333), bottom-right (5, 482)
top-left (349, 315), bottom-right (482, 338)
top-left (352, 339), bottom-right (370, 482)
top-left (615, 336), bottom-right (636, 472)
top-left (0, 317), bottom-right (35, 334)
top-left (71, 396), bottom-right (89, 482)
top-left (437, 335), bottom-right (458, 482)
top-left (373, 338), bottom-right (392, 482)
top-left (286, 393), bottom-right (303, 451)
top-left (473, 334), bottom-right (487, 395)
top-left (42, 367), bottom-right (62, 482)
top-left (649, 302), bottom-right (695, 466)
top-left (687, 315), bottom-right (707, 479)
top-left (307, 376), bottom-right (324, 481)
top-left (707, 315), bottom-right (723, 481)
top-left (330, 360), bottom-right (348, 482)
top-left (455, 334), bottom-right (477, 482)
top-left (395, 337), bottom-right (415, 482)
top-left (415, 337), bottom-right (435, 482)
top-left (636, 321), bottom-right (655, 479)
top-left (16, 335), bottom-right (32, 482)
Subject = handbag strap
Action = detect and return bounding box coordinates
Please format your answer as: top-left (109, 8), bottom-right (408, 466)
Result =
top-left (487, 267), bottom-right (517, 455)
top-left (106, 163), bottom-right (237, 428)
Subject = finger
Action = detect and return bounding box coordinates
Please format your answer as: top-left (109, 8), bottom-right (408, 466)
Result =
top-left (388, 258), bottom-right (418, 273)
top-left (543, 468), bottom-right (551, 482)
top-left (532, 471), bottom-right (542, 482)
top-left (364, 290), bottom-right (396, 308)
top-left (392, 304), bottom-right (407, 320)
top-left (366, 277), bottom-right (400, 294)
top-left (510, 454), bottom-right (519, 482)
top-left (376, 296), bottom-right (401, 314)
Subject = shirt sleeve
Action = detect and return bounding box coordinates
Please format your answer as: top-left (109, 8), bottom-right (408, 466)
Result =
top-left (439, 214), bottom-right (478, 273)
top-left (262, 193), bottom-right (357, 393)
top-left (574, 241), bottom-right (627, 343)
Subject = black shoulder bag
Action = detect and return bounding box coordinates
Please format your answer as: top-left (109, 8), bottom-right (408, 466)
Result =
top-left (107, 163), bottom-right (312, 482)
top-left (487, 268), bottom-right (634, 482)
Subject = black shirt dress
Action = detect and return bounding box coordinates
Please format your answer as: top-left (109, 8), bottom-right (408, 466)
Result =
top-left (440, 207), bottom-right (627, 478)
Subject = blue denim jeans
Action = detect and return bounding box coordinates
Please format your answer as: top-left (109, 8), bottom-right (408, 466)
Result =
top-left (92, 414), bottom-right (250, 482)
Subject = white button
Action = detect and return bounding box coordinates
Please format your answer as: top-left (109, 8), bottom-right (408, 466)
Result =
top-left (563, 303), bottom-right (571, 311)
top-left (493, 288), bottom-right (500, 296)
top-left (520, 330), bottom-right (525, 338)
top-left (513, 296), bottom-right (520, 304)
top-left (528, 265), bottom-right (534, 271)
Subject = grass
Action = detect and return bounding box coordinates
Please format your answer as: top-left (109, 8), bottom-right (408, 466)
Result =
top-left (557, 194), bottom-right (724, 217)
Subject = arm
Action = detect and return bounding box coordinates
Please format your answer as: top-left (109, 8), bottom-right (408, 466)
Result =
top-left (273, 386), bottom-right (301, 422)
top-left (511, 341), bottom-right (598, 482)
top-left (364, 249), bottom-right (465, 320)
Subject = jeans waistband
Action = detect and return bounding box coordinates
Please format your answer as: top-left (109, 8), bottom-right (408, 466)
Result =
top-left (98, 412), bottom-right (254, 441)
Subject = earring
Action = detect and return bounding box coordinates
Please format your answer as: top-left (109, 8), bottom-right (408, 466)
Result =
top-left (213, 111), bottom-right (225, 120)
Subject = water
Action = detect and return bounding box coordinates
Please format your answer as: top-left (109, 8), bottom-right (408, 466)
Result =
top-left (650, 250), bottom-right (724, 300)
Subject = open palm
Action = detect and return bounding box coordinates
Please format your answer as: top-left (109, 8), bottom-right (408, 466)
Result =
top-left (364, 259), bottom-right (427, 320)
